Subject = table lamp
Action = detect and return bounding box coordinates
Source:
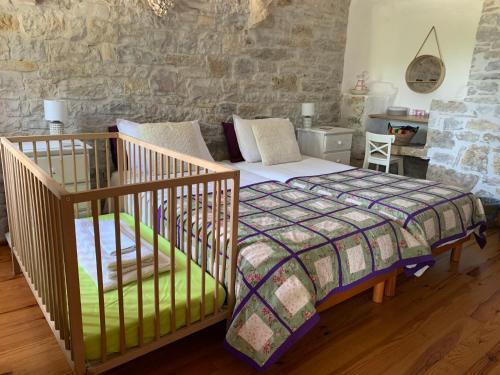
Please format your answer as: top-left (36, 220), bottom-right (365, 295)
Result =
top-left (302, 103), bottom-right (315, 128)
top-left (44, 100), bottom-right (68, 135)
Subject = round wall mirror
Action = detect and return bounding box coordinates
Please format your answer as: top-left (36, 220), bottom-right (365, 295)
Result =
top-left (405, 55), bottom-right (446, 94)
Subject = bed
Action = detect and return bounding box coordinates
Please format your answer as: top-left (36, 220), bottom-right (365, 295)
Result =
top-left (225, 156), bottom-right (488, 259)
top-left (157, 169), bottom-right (434, 369)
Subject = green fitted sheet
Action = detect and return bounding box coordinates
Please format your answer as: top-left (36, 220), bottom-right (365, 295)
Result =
top-left (78, 213), bottom-right (226, 361)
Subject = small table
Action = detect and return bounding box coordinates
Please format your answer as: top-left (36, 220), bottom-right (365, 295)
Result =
top-left (297, 126), bottom-right (355, 165)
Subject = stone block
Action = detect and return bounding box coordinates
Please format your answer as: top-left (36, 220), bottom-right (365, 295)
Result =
top-left (0, 13), bottom-right (19, 31)
top-left (426, 130), bottom-right (455, 149)
top-left (271, 74), bottom-right (297, 91)
top-left (426, 165), bottom-right (480, 191)
top-left (207, 56), bottom-right (230, 78)
top-left (0, 60), bottom-right (38, 72)
top-left (467, 118), bottom-right (500, 132)
top-left (461, 144), bottom-right (490, 173)
top-left (233, 57), bottom-right (256, 78)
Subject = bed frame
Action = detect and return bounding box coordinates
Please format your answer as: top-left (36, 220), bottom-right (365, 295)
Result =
top-left (1, 133), bottom-right (240, 374)
top-left (383, 235), bottom-right (471, 297)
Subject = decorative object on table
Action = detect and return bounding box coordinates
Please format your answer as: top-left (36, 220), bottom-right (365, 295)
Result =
top-left (386, 106), bottom-right (409, 116)
top-left (301, 103), bottom-right (315, 128)
top-left (44, 99), bottom-right (68, 135)
top-left (350, 71), bottom-right (369, 95)
top-left (406, 26), bottom-right (446, 94)
top-left (387, 123), bottom-right (419, 146)
top-left (147, 0), bottom-right (175, 17)
top-left (410, 109), bottom-right (427, 117)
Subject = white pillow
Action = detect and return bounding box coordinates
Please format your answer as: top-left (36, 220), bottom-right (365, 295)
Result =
top-left (116, 119), bottom-right (214, 162)
top-left (252, 120), bottom-right (301, 166)
top-left (233, 115), bottom-right (293, 163)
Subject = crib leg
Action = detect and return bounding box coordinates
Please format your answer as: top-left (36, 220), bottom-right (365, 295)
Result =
top-left (11, 250), bottom-right (21, 276)
top-left (451, 243), bottom-right (463, 263)
top-left (372, 281), bottom-right (385, 304)
top-left (384, 271), bottom-right (397, 297)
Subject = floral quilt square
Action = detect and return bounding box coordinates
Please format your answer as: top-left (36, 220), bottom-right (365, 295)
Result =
top-left (239, 189), bottom-right (267, 202)
top-left (239, 202), bottom-right (262, 217)
top-left (240, 213), bottom-right (291, 232)
top-left (267, 225), bottom-right (325, 253)
top-left (301, 216), bottom-right (354, 238)
top-left (272, 206), bottom-right (320, 222)
top-left (273, 189), bottom-right (315, 204)
top-left (258, 260), bottom-right (316, 330)
top-left (248, 196), bottom-right (291, 211)
top-left (252, 182), bottom-right (288, 194)
top-left (300, 197), bottom-right (347, 214)
top-left (228, 295), bottom-right (289, 367)
top-left (298, 245), bottom-right (340, 300)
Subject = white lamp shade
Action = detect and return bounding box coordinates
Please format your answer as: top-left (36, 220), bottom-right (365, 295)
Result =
top-left (302, 103), bottom-right (315, 117)
top-left (44, 100), bottom-right (68, 123)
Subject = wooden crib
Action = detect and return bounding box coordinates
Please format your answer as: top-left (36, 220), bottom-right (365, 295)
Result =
top-left (1, 133), bottom-right (240, 374)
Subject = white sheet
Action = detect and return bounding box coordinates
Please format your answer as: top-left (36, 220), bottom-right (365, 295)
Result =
top-left (222, 155), bottom-right (354, 183)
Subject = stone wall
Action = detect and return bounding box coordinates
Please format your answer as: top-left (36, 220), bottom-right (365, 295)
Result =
top-left (466, 0), bottom-right (500, 104)
top-left (426, 100), bottom-right (499, 197)
top-left (0, 0), bottom-right (351, 240)
top-left (427, 0), bottom-right (499, 199)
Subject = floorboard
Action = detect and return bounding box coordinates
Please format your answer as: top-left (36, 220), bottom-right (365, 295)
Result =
top-left (0, 231), bottom-right (498, 375)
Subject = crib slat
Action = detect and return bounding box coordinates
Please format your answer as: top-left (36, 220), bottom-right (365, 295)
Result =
top-left (194, 167), bottom-right (200, 262)
top-left (32, 141), bottom-right (38, 164)
top-left (58, 140), bottom-right (65, 185)
top-left (214, 180), bottom-right (221, 314)
top-left (60, 199), bottom-right (85, 371)
top-left (222, 179), bottom-right (228, 286)
top-left (152, 191), bottom-right (160, 340)
top-left (227, 173), bottom-right (240, 315)
top-left (91, 200), bottom-right (107, 362)
top-left (160, 155), bottom-right (165, 237)
top-left (71, 139), bottom-right (77, 191)
top-left (105, 140), bottom-right (112, 210)
top-left (40, 185), bottom-right (55, 321)
top-left (201, 182), bottom-right (208, 320)
top-left (46, 140), bottom-right (53, 178)
top-left (169, 188), bottom-right (176, 333)
top-left (186, 184), bottom-right (192, 326)
top-left (113, 196), bottom-right (126, 354)
top-left (50, 193), bottom-right (69, 346)
top-left (133, 193), bottom-right (144, 347)
top-left (83, 141), bottom-right (91, 216)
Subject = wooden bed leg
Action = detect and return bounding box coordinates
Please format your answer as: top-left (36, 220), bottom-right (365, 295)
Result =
top-left (451, 244), bottom-right (463, 263)
top-left (11, 250), bottom-right (21, 276)
top-left (384, 271), bottom-right (397, 297)
top-left (372, 281), bottom-right (385, 304)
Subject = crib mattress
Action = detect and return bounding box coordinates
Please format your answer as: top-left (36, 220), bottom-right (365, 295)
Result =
top-left (78, 213), bottom-right (226, 361)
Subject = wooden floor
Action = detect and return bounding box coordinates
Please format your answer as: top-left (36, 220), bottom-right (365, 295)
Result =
top-left (1, 231), bottom-right (499, 375)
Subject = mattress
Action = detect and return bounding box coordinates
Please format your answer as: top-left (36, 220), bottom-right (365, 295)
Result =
top-left (78, 213), bottom-right (226, 361)
top-left (222, 155), bottom-right (354, 184)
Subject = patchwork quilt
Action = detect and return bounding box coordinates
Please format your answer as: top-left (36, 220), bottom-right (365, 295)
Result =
top-left (166, 181), bottom-right (434, 369)
top-left (288, 169), bottom-right (487, 250)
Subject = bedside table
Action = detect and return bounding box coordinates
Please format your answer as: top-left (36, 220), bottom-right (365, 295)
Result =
top-left (297, 127), bottom-right (355, 165)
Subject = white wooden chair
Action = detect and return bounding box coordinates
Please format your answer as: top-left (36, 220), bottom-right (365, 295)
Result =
top-left (363, 132), bottom-right (404, 175)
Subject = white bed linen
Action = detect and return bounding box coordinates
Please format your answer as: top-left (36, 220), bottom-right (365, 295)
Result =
top-left (222, 155), bottom-right (354, 183)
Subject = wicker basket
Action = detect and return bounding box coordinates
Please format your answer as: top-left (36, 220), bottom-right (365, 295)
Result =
top-left (388, 124), bottom-right (418, 145)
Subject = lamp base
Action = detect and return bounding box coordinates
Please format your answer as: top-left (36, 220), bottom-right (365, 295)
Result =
top-left (49, 122), bottom-right (64, 135)
top-left (303, 117), bottom-right (312, 128)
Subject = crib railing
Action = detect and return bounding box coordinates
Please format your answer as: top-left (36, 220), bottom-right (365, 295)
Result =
top-left (1, 133), bottom-right (240, 374)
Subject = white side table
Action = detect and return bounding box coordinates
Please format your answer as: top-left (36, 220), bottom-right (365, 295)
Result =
top-left (297, 126), bottom-right (355, 165)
